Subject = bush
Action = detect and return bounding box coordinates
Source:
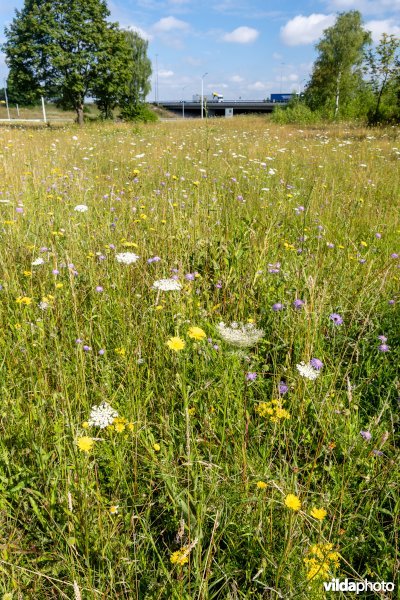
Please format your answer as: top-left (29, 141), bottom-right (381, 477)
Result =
top-left (270, 102), bottom-right (322, 125)
top-left (120, 102), bottom-right (158, 122)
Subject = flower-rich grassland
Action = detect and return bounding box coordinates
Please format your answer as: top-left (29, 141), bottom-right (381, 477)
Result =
top-left (0, 117), bottom-right (398, 599)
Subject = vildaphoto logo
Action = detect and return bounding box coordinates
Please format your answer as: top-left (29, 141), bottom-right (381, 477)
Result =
top-left (323, 578), bottom-right (395, 594)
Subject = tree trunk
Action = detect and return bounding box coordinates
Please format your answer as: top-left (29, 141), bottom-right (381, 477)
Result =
top-left (334, 71), bottom-right (341, 119)
top-left (75, 103), bottom-right (84, 126)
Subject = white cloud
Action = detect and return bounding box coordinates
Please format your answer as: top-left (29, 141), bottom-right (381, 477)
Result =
top-left (272, 52), bottom-right (283, 60)
top-left (327, 0), bottom-right (400, 14)
top-left (230, 74), bottom-right (244, 82)
top-left (365, 19), bottom-right (400, 41)
top-left (124, 25), bottom-right (153, 41)
top-left (158, 69), bottom-right (174, 78)
top-left (281, 73), bottom-right (299, 82)
top-left (153, 16), bottom-right (190, 32)
top-left (248, 81), bottom-right (267, 90)
top-left (280, 14), bottom-right (335, 46)
top-left (222, 26), bottom-right (259, 44)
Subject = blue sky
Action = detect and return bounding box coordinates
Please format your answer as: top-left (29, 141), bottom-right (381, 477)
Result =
top-left (1, 0), bottom-right (399, 100)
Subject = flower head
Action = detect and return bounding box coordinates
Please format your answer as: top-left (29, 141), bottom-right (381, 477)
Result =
top-left (167, 337), bottom-right (185, 352)
top-left (77, 436), bottom-right (94, 453)
top-left (116, 252), bottom-right (139, 264)
top-left (329, 313), bottom-right (343, 326)
top-left (310, 358), bottom-right (323, 370)
top-left (360, 430), bottom-right (372, 441)
top-left (284, 494), bottom-right (301, 512)
top-left (296, 361), bottom-right (320, 380)
top-left (256, 481), bottom-right (267, 489)
top-left (217, 322), bottom-right (264, 348)
top-left (88, 402), bottom-right (118, 429)
top-left (188, 326), bottom-right (206, 340)
top-left (74, 204), bottom-right (88, 212)
top-left (310, 507), bottom-right (327, 520)
top-left (152, 278), bottom-right (182, 291)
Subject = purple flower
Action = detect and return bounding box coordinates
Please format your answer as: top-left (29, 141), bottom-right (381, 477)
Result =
top-left (329, 313), bottom-right (343, 326)
top-left (272, 303), bottom-right (284, 312)
top-left (327, 243), bottom-right (335, 249)
top-left (372, 449), bottom-right (383, 456)
top-left (98, 349), bottom-right (105, 355)
top-left (360, 430), bottom-right (372, 441)
top-left (76, 338), bottom-right (83, 344)
top-left (40, 247), bottom-right (49, 252)
top-left (378, 344), bottom-right (390, 352)
top-left (245, 372), bottom-right (257, 381)
top-left (95, 286), bottom-right (104, 293)
top-left (359, 259), bottom-right (366, 264)
top-left (109, 244), bottom-right (115, 250)
top-left (213, 344), bottom-right (219, 351)
top-left (185, 273), bottom-right (195, 281)
top-left (390, 253), bottom-right (399, 259)
top-left (278, 382), bottom-right (289, 395)
top-left (293, 299), bottom-right (305, 309)
top-left (268, 262), bottom-right (281, 274)
top-left (375, 233), bottom-right (382, 239)
top-left (388, 299), bottom-right (395, 305)
top-left (52, 269), bottom-right (59, 275)
top-left (215, 281), bottom-right (222, 289)
top-left (378, 335), bottom-right (387, 342)
top-left (16, 207), bottom-right (24, 213)
top-left (147, 256), bottom-right (161, 264)
top-left (83, 345), bottom-right (91, 352)
top-left (310, 358), bottom-right (323, 370)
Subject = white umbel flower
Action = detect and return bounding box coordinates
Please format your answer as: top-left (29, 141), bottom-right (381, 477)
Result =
top-left (217, 322), bottom-right (264, 348)
top-left (74, 204), bottom-right (88, 212)
top-left (116, 252), bottom-right (140, 264)
top-left (296, 361), bottom-right (320, 380)
top-left (88, 402), bottom-right (118, 429)
top-left (152, 278), bottom-right (182, 291)
top-left (32, 257), bottom-right (45, 266)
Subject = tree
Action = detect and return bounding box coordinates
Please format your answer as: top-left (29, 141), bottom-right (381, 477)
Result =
top-left (305, 11), bottom-right (371, 118)
top-left (118, 29), bottom-right (152, 120)
top-left (365, 33), bottom-right (400, 123)
top-left (3, 0), bottom-right (133, 124)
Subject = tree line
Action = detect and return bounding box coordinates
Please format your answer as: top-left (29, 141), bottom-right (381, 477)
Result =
top-left (2, 0), bottom-right (153, 125)
top-left (287, 11), bottom-right (400, 124)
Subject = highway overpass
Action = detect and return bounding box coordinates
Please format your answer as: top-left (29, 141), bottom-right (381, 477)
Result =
top-left (156, 100), bottom-right (279, 118)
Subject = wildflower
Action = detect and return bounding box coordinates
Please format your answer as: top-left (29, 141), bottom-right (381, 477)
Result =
top-left (372, 449), bottom-right (384, 456)
top-left (77, 436), bottom-right (94, 453)
top-left (278, 381), bottom-right (289, 395)
top-left (167, 337), bottom-right (185, 352)
top-left (246, 372), bottom-right (257, 381)
top-left (217, 322), bottom-right (264, 348)
top-left (256, 481), bottom-right (267, 489)
top-left (153, 443), bottom-right (161, 452)
top-left (170, 538), bottom-right (198, 566)
top-left (310, 507), bottom-right (327, 520)
top-left (116, 252), bottom-right (140, 264)
top-left (284, 494), bottom-right (301, 512)
top-left (83, 345), bottom-right (91, 352)
top-left (256, 400), bottom-right (290, 422)
top-left (378, 343), bottom-right (390, 352)
top-left (188, 326), bottom-right (206, 340)
top-left (360, 430), bottom-right (372, 441)
top-left (147, 256), bottom-right (161, 263)
top-left (152, 278), bottom-right (182, 291)
top-left (88, 402), bottom-right (118, 429)
top-left (329, 313), bottom-right (343, 325)
top-left (310, 358), bottom-right (323, 370)
top-left (293, 299), bottom-right (305, 309)
top-left (115, 347), bottom-right (126, 356)
top-left (109, 505), bottom-right (119, 514)
top-left (296, 361), bottom-right (320, 380)
top-left (95, 286), bottom-right (104, 293)
top-left (16, 296), bottom-right (32, 305)
top-left (377, 335), bottom-right (387, 342)
top-left (98, 349), bottom-right (105, 355)
top-left (74, 204), bottom-right (88, 212)
top-left (113, 417), bottom-right (127, 433)
top-left (375, 232), bottom-right (381, 238)
top-left (272, 303), bottom-right (284, 311)
top-left (304, 543), bottom-right (340, 581)
top-left (31, 257), bottom-right (45, 266)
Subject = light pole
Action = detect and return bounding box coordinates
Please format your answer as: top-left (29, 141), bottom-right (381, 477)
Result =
top-left (201, 72), bottom-right (208, 120)
top-left (155, 54), bottom-right (159, 104)
top-left (4, 79), bottom-right (10, 120)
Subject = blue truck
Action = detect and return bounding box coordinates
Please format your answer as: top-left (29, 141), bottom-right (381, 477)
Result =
top-left (270, 93), bottom-right (294, 103)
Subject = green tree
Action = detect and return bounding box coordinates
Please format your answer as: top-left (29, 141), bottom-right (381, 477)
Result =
top-left (3, 0), bottom-right (133, 124)
top-left (365, 33), bottom-right (400, 123)
top-left (118, 29), bottom-right (152, 120)
top-left (305, 11), bottom-right (371, 118)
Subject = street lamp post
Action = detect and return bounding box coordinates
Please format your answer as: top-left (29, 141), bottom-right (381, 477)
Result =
top-left (182, 85), bottom-right (187, 119)
top-left (201, 72), bottom-right (208, 120)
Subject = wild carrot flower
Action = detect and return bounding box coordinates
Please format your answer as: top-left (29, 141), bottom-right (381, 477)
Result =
top-left (88, 402), bottom-right (118, 429)
top-left (284, 494), bottom-right (301, 511)
top-left (152, 278), bottom-right (182, 291)
top-left (217, 322), bottom-right (264, 348)
top-left (116, 252), bottom-right (139, 264)
top-left (296, 361), bottom-right (320, 380)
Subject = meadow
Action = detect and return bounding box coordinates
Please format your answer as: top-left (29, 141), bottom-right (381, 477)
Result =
top-left (0, 116), bottom-right (398, 599)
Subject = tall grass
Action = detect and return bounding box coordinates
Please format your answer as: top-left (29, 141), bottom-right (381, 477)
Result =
top-left (0, 117), bottom-right (398, 599)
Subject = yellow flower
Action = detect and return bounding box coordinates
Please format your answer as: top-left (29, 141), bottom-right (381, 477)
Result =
top-left (310, 507), bottom-right (327, 520)
top-left (77, 436), bottom-right (94, 453)
top-left (82, 421), bottom-right (89, 429)
top-left (153, 443), bottom-right (161, 452)
top-left (284, 494), bottom-right (301, 512)
top-left (109, 505), bottom-right (119, 515)
top-left (155, 305), bottom-right (164, 311)
top-left (23, 270), bottom-right (32, 277)
top-left (55, 283), bottom-right (63, 289)
top-left (188, 326), bottom-right (206, 341)
top-left (256, 481), bottom-right (267, 489)
top-left (115, 347), bottom-right (126, 356)
top-left (113, 417), bottom-right (127, 433)
top-left (166, 337), bottom-right (185, 352)
top-left (170, 549), bottom-right (189, 566)
top-left (16, 296), bottom-right (32, 305)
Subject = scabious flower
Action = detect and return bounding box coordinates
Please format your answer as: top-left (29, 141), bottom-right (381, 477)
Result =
top-left (310, 358), bottom-right (323, 370)
top-left (116, 252), bottom-right (140, 264)
top-left (217, 322), bottom-right (264, 348)
top-left (296, 361), bottom-right (320, 380)
top-left (188, 326), bottom-right (206, 340)
top-left (284, 494), bottom-right (301, 512)
top-left (329, 313), bottom-right (343, 326)
top-left (378, 343), bottom-right (390, 352)
top-left (88, 402), bottom-right (118, 429)
top-left (360, 430), bottom-right (372, 441)
top-left (278, 382), bottom-right (289, 395)
top-left (74, 204), bottom-right (89, 212)
top-left (310, 507), bottom-right (327, 520)
top-left (246, 372), bottom-right (257, 381)
top-left (272, 303), bottom-right (284, 311)
top-left (167, 337), bottom-right (185, 351)
top-left (293, 299), bottom-right (305, 309)
top-left (152, 278), bottom-right (182, 291)
top-left (77, 436), bottom-right (94, 453)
